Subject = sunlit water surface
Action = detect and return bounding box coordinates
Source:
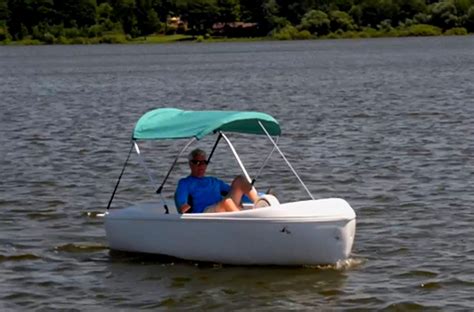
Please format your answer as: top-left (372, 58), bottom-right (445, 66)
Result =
top-left (1, 37), bottom-right (473, 310)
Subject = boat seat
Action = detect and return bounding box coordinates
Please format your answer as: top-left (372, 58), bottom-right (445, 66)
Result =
top-left (254, 194), bottom-right (280, 208)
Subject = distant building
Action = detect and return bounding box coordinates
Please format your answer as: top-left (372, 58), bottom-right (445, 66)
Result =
top-left (167, 16), bottom-right (187, 34)
top-left (212, 22), bottom-right (259, 37)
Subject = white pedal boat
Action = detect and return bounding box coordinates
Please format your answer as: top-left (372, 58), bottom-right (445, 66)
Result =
top-left (104, 108), bottom-right (356, 265)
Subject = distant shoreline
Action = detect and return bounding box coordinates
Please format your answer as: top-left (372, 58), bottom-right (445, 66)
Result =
top-left (1, 25), bottom-right (472, 46)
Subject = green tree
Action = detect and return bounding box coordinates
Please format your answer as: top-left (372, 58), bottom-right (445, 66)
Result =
top-left (329, 10), bottom-right (355, 31)
top-left (97, 2), bottom-right (113, 22)
top-left (177, 0), bottom-right (219, 36)
top-left (136, 0), bottom-right (161, 35)
top-left (0, 0), bottom-right (8, 22)
top-left (453, 0), bottom-right (472, 15)
top-left (239, 0), bottom-right (261, 22)
top-left (358, 0), bottom-right (398, 27)
top-left (239, 0), bottom-right (285, 34)
top-left (392, 0), bottom-right (427, 25)
top-left (332, 0), bottom-right (354, 11)
top-left (430, 1), bottom-right (460, 29)
top-left (142, 8), bottom-right (161, 34)
top-left (55, 0), bottom-right (97, 27)
top-left (276, 0), bottom-right (316, 25)
top-left (6, 0), bottom-right (56, 39)
top-left (6, 0), bottom-right (26, 39)
top-left (150, 0), bottom-right (177, 22)
top-left (272, 24), bottom-right (312, 39)
top-left (413, 12), bottom-right (430, 24)
top-left (96, 2), bottom-right (119, 31)
top-left (239, 0), bottom-right (266, 35)
top-left (35, 0), bottom-right (55, 25)
top-left (0, 0), bottom-right (8, 40)
top-left (262, 0), bottom-right (288, 32)
top-left (111, 0), bottom-right (137, 34)
top-left (349, 4), bottom-right (363, 25)
top-left (217, 0), bottom-right (240, 22)
top-left (311, 0), bottom-right (333, 12)
top-left (0, 0), bottom-right (8, 39)
top-left (466, 6), bottom-right (474, 31)
top-left (299, 9), bottom-right (330, 35)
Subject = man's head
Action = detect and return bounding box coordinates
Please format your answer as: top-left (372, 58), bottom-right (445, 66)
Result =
top-left (188, 148), bottom-right (208, 177)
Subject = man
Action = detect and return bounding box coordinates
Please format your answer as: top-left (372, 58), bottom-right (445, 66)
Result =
top-left (175, 148), bottom-right (259, 213)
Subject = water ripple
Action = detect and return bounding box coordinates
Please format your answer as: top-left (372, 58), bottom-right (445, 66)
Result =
top-left (1, 37), bottom-right (474, 310)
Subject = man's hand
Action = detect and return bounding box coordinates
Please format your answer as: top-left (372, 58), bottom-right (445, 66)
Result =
top-left (180, 204), bottom-right (191, 213)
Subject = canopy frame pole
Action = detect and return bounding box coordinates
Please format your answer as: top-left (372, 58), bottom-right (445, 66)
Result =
top-left (106, 142), bottom-right (134, 210)
top-left (207, 133), bottom-right (222, 163)
top-left (134, 141), bottom-right (170, 213)
top-left (220, 131), bottom-right (252, 184)
top-left (258, 121), bottom-right (314, 200)
top-left (156, 137), bottom-right (196, 195)
top-left (252, 136), bottom-right (280, 186)
top-left (134, 141), bottom-right (158, 188)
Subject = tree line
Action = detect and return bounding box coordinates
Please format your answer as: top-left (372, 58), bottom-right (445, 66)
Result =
top-left (1, 0), bottom-right (474, 43)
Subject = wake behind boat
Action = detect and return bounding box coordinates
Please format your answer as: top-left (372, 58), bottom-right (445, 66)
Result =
top-left (104, 108), bottom-right (356, 265)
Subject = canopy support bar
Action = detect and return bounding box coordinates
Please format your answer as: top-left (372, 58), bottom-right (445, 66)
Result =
top-left (207, 133), bottom-right (222, 164)
top-left (106, 142), bottom-right (134, 210)
top-left (220, 132), bottom-right (252, 184)
top-left (156, 137), bottom-right (196, 195)
top-left (134, 141), bottom-right (157, 188)
top-left (133, 141), bottom-right (169, 213)
top-left (258, 121), bottom-right (314, 200)
top-left (252, 136), bottom-right (280, 186)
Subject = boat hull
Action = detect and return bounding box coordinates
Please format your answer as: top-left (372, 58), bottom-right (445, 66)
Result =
top-left (105, 198), bottom-right (356, 265)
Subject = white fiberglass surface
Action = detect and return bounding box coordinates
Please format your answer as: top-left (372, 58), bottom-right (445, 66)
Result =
top-left (107, 198), bottom-right (355, 221)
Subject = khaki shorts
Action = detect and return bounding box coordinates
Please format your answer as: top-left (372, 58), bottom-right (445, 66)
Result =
top-left (204, 204), bottom-right (218, 213)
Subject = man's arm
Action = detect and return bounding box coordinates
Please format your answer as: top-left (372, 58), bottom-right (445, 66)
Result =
top-left (179, 203), bottom-right (191, 213)
top-left (175, 179), bottom-right (191, 213)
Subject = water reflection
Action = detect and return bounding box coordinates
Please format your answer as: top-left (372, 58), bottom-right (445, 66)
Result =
top-left (105, 251), bottom-right (352, 309)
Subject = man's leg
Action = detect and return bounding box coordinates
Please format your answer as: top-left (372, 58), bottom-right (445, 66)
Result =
top-left (229, 175), bottom-right (258, 205)
top-left (211, 176), bottom-right (258, 212)
top-left (210, 197), bottom-right (240, 212)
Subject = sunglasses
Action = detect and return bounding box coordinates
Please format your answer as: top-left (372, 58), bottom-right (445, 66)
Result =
top-left (190, 159), bottom-right (209, 166)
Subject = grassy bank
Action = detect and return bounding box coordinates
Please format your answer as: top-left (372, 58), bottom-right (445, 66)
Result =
top-left (271, 24), bottom-right (470, 40)
top-left (0, 33), bottom-right (192, 45)
top-left (1, 25), bottom-right (471, 46)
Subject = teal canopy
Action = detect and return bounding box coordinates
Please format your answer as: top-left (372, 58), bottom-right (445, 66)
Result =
top-left (133, 108), bottom-right (281, 140)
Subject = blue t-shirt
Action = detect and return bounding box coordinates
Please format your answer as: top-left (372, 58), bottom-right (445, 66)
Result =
top-left (175, 176), bottom-right (231, 213)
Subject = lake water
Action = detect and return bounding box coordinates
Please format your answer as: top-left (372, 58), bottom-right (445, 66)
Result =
top-left (1, 37), bottom-right (473, 310)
